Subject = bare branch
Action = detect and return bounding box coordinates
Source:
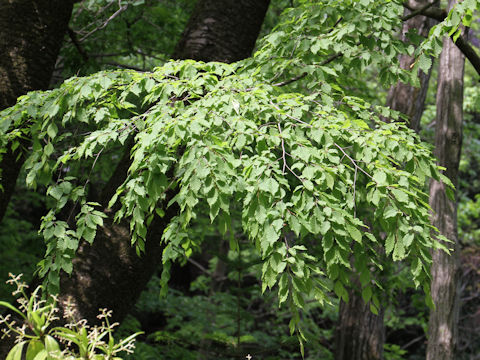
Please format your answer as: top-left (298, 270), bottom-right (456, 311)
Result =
top-left (67, 28), bottom-right (89, 61)
top-left (79, 3), bottom-right (129, 42)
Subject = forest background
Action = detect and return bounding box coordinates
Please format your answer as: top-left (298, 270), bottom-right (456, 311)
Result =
top-left (1, 0), bottom-right (480, 359)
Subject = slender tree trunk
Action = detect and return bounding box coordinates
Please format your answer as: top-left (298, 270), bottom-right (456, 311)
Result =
top-left (0, 0), bottom-right (74, 224)
top-left (335, 3), bottom-right (435, 359)
top-left (426, 1), bottom-right (465, 358)
top-left (57, 0), bottom-right (271, 326)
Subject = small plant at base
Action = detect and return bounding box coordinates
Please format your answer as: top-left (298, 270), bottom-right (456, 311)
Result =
top-left (0, 273), bottom-right (142, 360)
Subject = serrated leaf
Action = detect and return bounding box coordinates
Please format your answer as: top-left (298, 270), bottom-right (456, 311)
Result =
top-left (346, 224), bottom-right (362, 243)
top-left (385, 233), bottom-right (395, 255)
top-left (391, 188), bottom-right (408, 203)
top-left (418, 54), bottom-right (432, 74)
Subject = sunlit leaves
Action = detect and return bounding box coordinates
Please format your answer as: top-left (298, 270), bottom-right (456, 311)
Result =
top-left (0, 1), bottom-right (452, 328)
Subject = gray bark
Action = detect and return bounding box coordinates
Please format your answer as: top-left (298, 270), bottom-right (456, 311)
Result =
top-left (426, 1), bottom-right (465, 358)
top-left (335, 287), bottom-right (385, 360)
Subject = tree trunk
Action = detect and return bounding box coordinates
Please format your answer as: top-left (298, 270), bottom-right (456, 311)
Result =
top-left (0, 1), bottom-right (74, 356)
top-left (173, 0), bottom-right (270, 63)
top-left (335, 3), bottom-right (435, 359)
top-left (0, 0), bottom-right (74, 223)
top-left (57, 0), bottom-right (271, 326)
top-left (335, 287), bottom-right (386, 360)
top-left (426, 1), bottom-right (465, 358)
top-left (386, 0), bottom-right (436, 132)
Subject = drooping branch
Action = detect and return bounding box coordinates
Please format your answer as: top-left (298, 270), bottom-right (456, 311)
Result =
top-left (55, 0), bottom-right (272, 328)
top-left (402, 1), bottom-right (480, 76)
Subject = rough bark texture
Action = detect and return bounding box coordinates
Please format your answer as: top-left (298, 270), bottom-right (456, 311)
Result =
top-left (58, 199), bottom-right (177, 325)
top-left (172, 0), bottom-right (270, 62)
top-left (335, 288), bottom-right (386, 360)
top-left (0, 0), bottom-right (74, 223)
top-left (56, 0), bottom-right (271, 326)
top-left (386, 0), bottom-right (436, 132)
top-left (0, 2), bottom-right (74, 357)
top-left (335, 4), bottom-right (435, 359)
top-left (426, 1), bottom-right (465, 358)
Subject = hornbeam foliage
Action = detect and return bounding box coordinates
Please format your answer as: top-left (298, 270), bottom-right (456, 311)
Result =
top-left (0, 0), bottom-right (461, 336)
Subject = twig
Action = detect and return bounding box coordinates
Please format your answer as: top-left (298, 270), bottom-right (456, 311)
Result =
top-left (401, 334), bottom-right (425, 350)
top-left (103, 61), bottom-right (147, 72)
top-left (80, 3), bottom-right (129, 42)
top-left (353, 165), bottom-right (358, 217)
top-left (187, 258), bottom-right (211, 275)
top-left (269, 100), bottom-right (311, 127)
top-left (278, 123), bottom-right (287, 175)
top-left (273, 52), bottom-right (344, 87)
top-left (273, 72), bottom-right (307, 87)
top-left (67, 28), bottom-right (89, 61)
top-left (401, 0), bottom-right (439, 22)
top-left (402, 1), bottom-right (446, 22)
top-left (329, 17), bottom-right (343, 33)
top-left (334, 142), bottom-right (373, 180)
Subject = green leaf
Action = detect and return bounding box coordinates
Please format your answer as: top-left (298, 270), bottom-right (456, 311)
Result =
top-left (26, 340), bottom-right (45, 360)
top-left (6, 341), bottom-right (26, 360)
top-left (391, 188), bottom-right (408, 203)
top-left (385, 233), bottom-right (395, 255)
top-left (403, 233), bottom-right (414, 248)
top-left (393, 238), bottom-right (405, 260)
top-left (373, 171), bottom-right (387, 186)
top-left (0, 301), bottom-right (26, 319)
top-left (44, 335), bottom-right (60, 353)
top-left (418, 54), bottom-right (432, 74)
top-left (362, 286), bottom-right (372, 303)
top-left (346, 224), bottom-right (362, 243)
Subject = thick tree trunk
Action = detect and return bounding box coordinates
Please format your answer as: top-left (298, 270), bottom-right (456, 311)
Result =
top-left (335, 288), bottom-right (385, 360)
top-left (335, 3), bottom-right (434, 359)
top-left (0, 1), bottom-right (74, 357)
top-left (0, 0), bottom-right (74, 223)
top-left (173, 0), bottom-right (270, 62)
top-left (426, 1), bottom-right (465, 358)
top-left (57, 0), bottom-right (271, 326)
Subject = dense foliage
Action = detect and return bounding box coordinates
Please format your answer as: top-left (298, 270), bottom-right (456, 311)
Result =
top-left (1, 0), bottom-right (480, 358)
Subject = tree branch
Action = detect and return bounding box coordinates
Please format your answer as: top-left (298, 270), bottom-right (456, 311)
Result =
top-left (401, 0), bottom-right (440, 22)
top-left (273, 52), bottom-right (344, 87)
top-left (402, 1), bottom-right (480, 76)
top-left (67, 28), bottom-right (89, 61)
